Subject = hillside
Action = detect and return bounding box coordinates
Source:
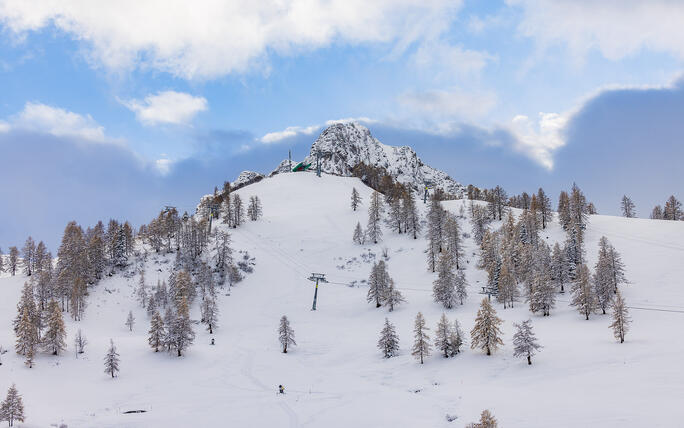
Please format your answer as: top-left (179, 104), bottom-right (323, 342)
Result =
top-left (1, 172), bottom-right (684, 427)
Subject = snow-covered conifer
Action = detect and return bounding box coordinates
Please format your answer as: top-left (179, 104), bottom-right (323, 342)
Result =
top-left (171, 297), bottom-right (195, 357)
top-left (43, 300), bottom-right (66, 355)
top-left (455, 270), bottom-right (468, 305)
top-left (351, 187), bottom-right (361, 211)
top-left (232, 194), bottom-right (245, 228)
top-left (403, 189), bottom-right (421, 239)
top-left (449, 319), bottom-right (465, 355)
top-left (466, 409), bottom-right (498, 428)
top-left (664, 195), bottom-right (682, 220)
top-left (385, 196), bottom-right (403, 234)
top-left (470, 298), bottom-right (504, 356)
top-left (367, 261), bottom-right (390, 308)
top-left (352, 222), bottom-right (365, 244)
top-left (366, 191), bottom-right (384, 244)
top-left (433, 251), bottom-right (458, 309)
top-left (609, 290), bottom-right (631, 343)
top-left (278, 315), bottom-right (296, 353)
top-left (621, 195), bottom-right (636, 218)
top-left (125, 310), bottom-right (135, 332)
top-left (558, 191), bottom-right (571, 230)
top-left (377, 318), bottom-right (399, 358)
top-left (148, 311), bottom-right (165, 352)
top-left (384, 278), bottom-right (405, 312)
top-left (21, 236), bottom-right (36, 276)
top-left (8, 246), bottom-right (19, 276)
top-left (444, 214), bottom-right (463, 269)
top-left (74, 329), bottom-right (87, 354)
top-left (497, 259), bottom-right (518, 309)
top-left (247, 195), bottom-right (263, 221)
top-left (550, 243), bottom-right (569, 293)
top-left (103, 339), bottom-right (120, 378)
top-left (137, 270), bottom-right (147, 308)
top-left (571, 264), bottom-right (596, 320)
top-left (434, 313), bottom-right (454, 357)
top-left (201, 296), bottom-right (219, 334)
top-left (537, 187), bottom-right (552, 228)
top-left (69, 277), bottom-right (87, 321)
top-left (411, 312), bottom-right (431, 364)
top-left (0, 384), bottom-right (25, 427)
top-left (512, 319), bottom-right (541, 365)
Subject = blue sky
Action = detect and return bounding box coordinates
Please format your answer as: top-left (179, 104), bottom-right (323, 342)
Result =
top-left (1, 0), bottom-right (683, 249)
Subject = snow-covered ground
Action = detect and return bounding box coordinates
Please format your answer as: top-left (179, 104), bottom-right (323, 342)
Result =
top-left (1, 172), bottom-right (683, 427)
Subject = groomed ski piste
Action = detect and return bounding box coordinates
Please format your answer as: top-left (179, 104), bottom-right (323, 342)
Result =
top-left (1, 172), bottom-right (684, 427)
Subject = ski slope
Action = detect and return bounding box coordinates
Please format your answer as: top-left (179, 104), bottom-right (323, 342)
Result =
top-left (1, 172), bottom-right (684, 427)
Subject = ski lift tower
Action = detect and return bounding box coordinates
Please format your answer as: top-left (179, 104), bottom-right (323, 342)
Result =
top-left (308, 273), bottom-right (327, 310)
top-left (423, 180), bottom-right (433, 204)
top-left (478, 283), bottom-right (499, 302)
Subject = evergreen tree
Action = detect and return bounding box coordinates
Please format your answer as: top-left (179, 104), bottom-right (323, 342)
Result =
top-left (385, 196), bottom-right (403, 234)
top-left (550, 243), bottom-right (569, 293)
top-left (42, 300), bottom-right (66, 355)
top-left (103, 339), bottom-right (120, 378)
top-left (512, 319), bottom-right (541, 365)
top-left (433, 251), bottom-right (458, 309)
top-left (650, 204), bottom-right (664, 219)
top-left (455, 270), bottom-right (468, 305)
top-left (247, 195), bottom-right (263, 221)
top-left (444, 215), bottom-right (463, 269)
top-left (201, 295), bottom-right (219, 334)
top-left (137, 270), bottom-right (147, 308)
top-left (367, 261), bottom-right (390, 308)
top-left (232, 194), bottom-right (245, 228)
top-left (449, 319), bottom-right (465, 356)
top-left (621, 195), bottom-right (636, 218)
top-left (69, 277), bottom-right (87, 321)
top-left (0, 384), bottom-right (25, 427)
top-left (571, 264), bottom-right (597, 320)
top-left (593, 237), bottom-right (614, 314)
top-left (350, 187), bottom-right (362, 211)
top-left (403, 189), bottom-right (421, 239)
top-left (497, 258), bottom-right (518, 309)
top-left (384, 278), bottom-right (405, 312)
top-left (377, 318), bottom-right (400, 358)
top-left (470, 205), bottom-right (492, 245)
top-left (470, 298), bottom-right (504, 356)
top-left (15, 307), bottom-right (39, 367)
top-left (125, 310), bottom-right (135, 332)
top-left (21, 236), bottom-right (36, 276)
top-left (366, 191), bottom-right (384, 244)
top-left (557, 191), bottom-right (571, 230)
top-left (411, 312), bottom-right (431, 364)
top-left (148, 311), bottom-right (165, 352)
top-left (162, 307), bottom-right (176, 352)
top-left (74, 329), bottom-right (87, 354)
top-left (607, 243), bottom-right (627, 294)
top-left (172, 297), bottom-right (195, 357)
top-left (352, 222), bottom-right (365, 244)
top-left (8, 246), bottom-right (19, 276)
top-left (663, 195), bottom-right (682, 220)
top-left (278, 315), bottom-right (296, 353)
top-left (434, 313), bottom-right (454, 357)
top-left (0, 247), bottom-right (4, 273)
top-left (537, 187), bottom-right (552, 228)
top-left (610, 290), bottom-right (631, 343)
top-left (427, 196), bottom-right (447, 251)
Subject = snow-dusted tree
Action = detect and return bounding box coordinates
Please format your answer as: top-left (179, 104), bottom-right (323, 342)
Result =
top-left (607, 242), bottom-right (627, 294)
top-left (650, 204), bottom-right (664, 219)
top-left (0, 247), bottom-right (4, 273)
top-left (664, 195), bottom-right (682, 220)
top-left (609, 290), bottom-right (631, 343)
top-left (103, 339), bottom-right (120, 378)
top-left (449, 319), bottom-right (465, 356)
top-left (43, 300), bottom-right (66, 355)
top-left (232, 194), bottom-right (245, 228)
top-left (384, 278), bottom-right (405, 312)
top-left (21, 236), bottom-right (36, 276)
top-left (593, 237), bottom-right (614, 314)
top-left (621, 195), bottom-right (636, 218)
top-left (247, 195), bottom-right (263, 221)
top-left (352, 222), bottom-right (365, 244)
top-left (351, 187), bottom-right (362, 211)
top-left (0, 384), bottom-right (25, 427)
top-left (15, 307), bottom-right (38, 367)
top-left (377, 318), bottom-right (400, 358)
top-left (385, 196), bottom-right (403, 234)
top-left (571, 264), bottom-right (597, 320)
top-left (8, 246), bottom-right (19, 276)
top-left (455, 270), bottom-right (468, 305)
top-left (466, 409), bottom-right (498, 428)
top-left (537, 187), bottom-right (552, 228)
top-left (201, 295), bottom-right (219, 334)
top-left (444, 214), bottom-right (463, 269)
top-left (557, 190), bottom-right (571, 231)
top-left (221, 194), bottom-right (234, 227)
top-left (470, 298), bottom-right (504, 356)
top-left (411, 312), bottom-right (431, 364)
top-left (497, 258), bottom-right (518, 309)
top-left (470, 205), bottom-right (492, 245)
top-left (402, 189), bottom-right (421, 239)
top-left (137, 270), bottom-right (147, 308)
top-left (148, 311), bottom-right (165, 352)
top-left (113, 226), bottom-right (128, 267)
top-left (278, 315), bottom-right (296, 353)
top-left (125, 310), bottom-right (135, 332)
top-left (69, 277), bottom-right (87, 321)
top-left (569, 183), bottom-right (589, 232)
top-left (13, 282), bottom-right (38, 339)
top-left (171, 297), bottom-right (195, 357)
top-left (433, 251), bottom-right (458, 309)
top-left (512, 319), bottom-right (541, 365)
top-left (74, 329), bottom-right (87, 354)
top-left (550, 243), bottom-right (569, 293)
top-left (427, 196), bottom-right (447, 252)
top-left (366, 191), bottom-right (384, 244)
top-left (367, 261), bottom-right (390, 308)
top-left (529, 243), bottom-right (555, 316)
top-left (434, 313), bottom-right (455, 358)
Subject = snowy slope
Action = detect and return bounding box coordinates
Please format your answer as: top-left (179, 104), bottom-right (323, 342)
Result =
top-left (1, 173), bottom-right (684, 427)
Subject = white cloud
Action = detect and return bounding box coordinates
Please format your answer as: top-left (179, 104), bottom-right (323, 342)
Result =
top-left (508, 0), bottom-right (684, 62)
top-left (155, 158), bottom-right (172, 175)
top-left (509, 112), bottom-right (567, 170)
top-left (0, 0), bottom-right (465, 79)
top-left (122, 91), bottom-right (208, 126)
top-left (10, 102), bottom-right (110, 143)
top-left (260, 125), bottom-right (320, 144)
top-left (398, 88), bottom-right (497, 121)
top-left (411, 41), bottom-right (495, 78)
top-left (324, 117), bottom-right (377, 126)
top-left (0, 121), bottom-right (9, 133)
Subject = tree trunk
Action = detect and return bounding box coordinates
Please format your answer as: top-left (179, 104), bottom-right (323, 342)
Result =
top-left (527, 355), bottom-right (531, 365)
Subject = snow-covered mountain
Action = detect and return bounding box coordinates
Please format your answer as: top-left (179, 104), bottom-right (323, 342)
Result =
top-left (272, 122), bottom-right (466, 196)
